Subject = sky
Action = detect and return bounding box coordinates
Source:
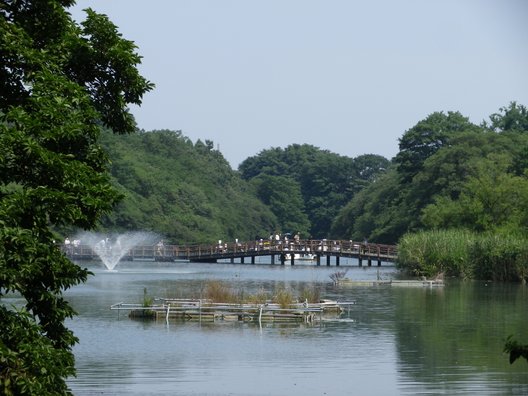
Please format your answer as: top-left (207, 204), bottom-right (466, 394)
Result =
top-left (70, 0), bottom-right (528, 168)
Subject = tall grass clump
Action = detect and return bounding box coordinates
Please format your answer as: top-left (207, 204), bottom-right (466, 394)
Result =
top-left (246, 288), bottom-right (270, 305)
top-left (204, 280), bottom-right (236, 303)
top-left (397, 229), bottom-right (475, 278)
top-left (274, 288), bottom-right (295, 309)
top-left (299, 286), bottom-right (321, 303)
top-left (142, 287), bottom-right (154, 307)
top-left (470, 233), bottom-right (528, 282)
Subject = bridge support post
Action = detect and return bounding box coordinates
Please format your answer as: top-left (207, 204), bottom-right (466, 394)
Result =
top-left (280, 254), bottom-right (286, 265)
top-left (336, 256), bottom-right (340, 266)
top-left (290, 255), bottom-right (295, 265)
top-left (241, 256), bottom-right (245, 264)
top-left (251, 256), bottom-right (255, 264)
top-left (230, 257), bottom-right (234, 263)
top-left (326, 255), bottom-right (331, 266)
top-left (358, 256), bottom-right (362, 266)
top-left (316, 255), bottom-right (321, 266)
top-left (271, 255), bottom-right (275, 264)
top-left (378, 258), bottom-right (381, 266)
top-left (368, 258), bottom-right (372, 267)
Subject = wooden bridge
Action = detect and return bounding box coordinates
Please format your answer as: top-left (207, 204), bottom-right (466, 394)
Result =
top-left (65, 239), bottom-right (397, 267)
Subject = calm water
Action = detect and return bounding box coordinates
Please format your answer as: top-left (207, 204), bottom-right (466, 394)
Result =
top-left (61, 259), bottom-right (528, 395)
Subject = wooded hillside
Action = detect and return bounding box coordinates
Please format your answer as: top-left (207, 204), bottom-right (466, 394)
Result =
top-left (97, 129), bottom-right (278, 243)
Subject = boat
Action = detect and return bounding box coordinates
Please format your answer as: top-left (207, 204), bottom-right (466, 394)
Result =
top-left (283, 253), bottom-right (316, 261)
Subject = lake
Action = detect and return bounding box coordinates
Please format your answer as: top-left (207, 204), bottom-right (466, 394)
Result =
top-left (64, 259), bottom-right (528, 395)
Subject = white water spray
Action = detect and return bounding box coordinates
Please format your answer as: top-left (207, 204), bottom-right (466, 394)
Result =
top-left (76, 231), bottom-right (159, 271)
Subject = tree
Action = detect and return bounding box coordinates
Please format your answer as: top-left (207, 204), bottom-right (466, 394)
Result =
top-left (421, 156), bottom-right (528, 234)
top-left (249, 174), bottom-right (310, 236)
top-left (239, 144), bottom-right (388, 238)
top-left (0, 2), bottom-right (153, 394)
top-left (487, 101), bottom-right (528, 134)
top-left (395, 111), bottom-right (479, 182)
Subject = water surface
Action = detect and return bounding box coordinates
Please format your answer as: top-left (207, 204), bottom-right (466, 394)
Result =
top-left (63, 260), bottom-right (528, 395)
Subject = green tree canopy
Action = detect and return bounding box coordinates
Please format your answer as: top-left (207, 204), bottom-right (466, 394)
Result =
top-left (98, 129), bottom-right (278, 243)
top-left (249, 174), bottom-right (310, 237)
top-left (239, 144), bottom-right (389, 238)
top-left (333, 104), bottom-right (528, 244)
top-left (0, 2), bottom-right (152, 393)
top-left (395, 111), bottom-right (480, 182)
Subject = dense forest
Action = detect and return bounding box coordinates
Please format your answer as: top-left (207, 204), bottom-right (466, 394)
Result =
top-left (86, 102), bottom-right (527, 262)
top-left (89, 129), bottom-right (389, 244)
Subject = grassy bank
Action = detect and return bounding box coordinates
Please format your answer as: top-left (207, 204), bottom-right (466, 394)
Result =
top-left (397, 230), bottom-right (528, 282)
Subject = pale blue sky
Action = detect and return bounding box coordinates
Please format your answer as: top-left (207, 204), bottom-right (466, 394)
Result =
top-left (70, 0), bottom-right (528, 168)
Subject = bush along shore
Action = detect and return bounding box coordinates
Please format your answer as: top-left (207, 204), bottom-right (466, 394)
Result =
top-left (397, 229), bottom-right (528, 282)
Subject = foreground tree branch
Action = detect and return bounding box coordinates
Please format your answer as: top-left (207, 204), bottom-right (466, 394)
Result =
top-left (0, 1), bottom-right (153, 393)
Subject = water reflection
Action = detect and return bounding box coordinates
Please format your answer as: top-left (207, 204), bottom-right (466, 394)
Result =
top-left (61, 261), bottom-right (528, 395)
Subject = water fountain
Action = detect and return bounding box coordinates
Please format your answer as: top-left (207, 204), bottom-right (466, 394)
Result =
top-left (76, 231), bottom-right (159, 271)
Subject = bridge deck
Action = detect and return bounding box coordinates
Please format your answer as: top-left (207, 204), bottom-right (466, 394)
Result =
top-left (64, 239), bottom-right (397, 266)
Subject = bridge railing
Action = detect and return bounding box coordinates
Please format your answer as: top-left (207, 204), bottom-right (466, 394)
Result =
top-left (62, 239), bottom-right (397, 261)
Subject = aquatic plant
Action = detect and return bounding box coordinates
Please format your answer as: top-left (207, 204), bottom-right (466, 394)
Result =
top-left (142, 288), bottom-right (154, 307)
top-left (299, 286), bottom-right (321, 303)
top-left (274, 288), bottom-right (295, 309)
top-left (204, 280), bottom-right (236, 303)
top-left (397, 229), bottom-right (474, 278)
top-left (246, 288), bottom-right (270, 305)
top-left (504, 335), bottom-right (528, 364)
top-left (397, 229), bottom-right (528, 282)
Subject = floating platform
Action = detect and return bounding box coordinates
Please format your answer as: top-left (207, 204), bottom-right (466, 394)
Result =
top-left (336, 279), bottom-right (444, 287)
top-left (111, 298), bottom-right (354, 324)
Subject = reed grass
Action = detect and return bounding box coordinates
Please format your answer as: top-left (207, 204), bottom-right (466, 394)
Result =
top-left (274, 288), bottom-right (295, 309)
top-left (202, 281), bottom-right (315, 306)
top-left (397, 229), bottom-right (528, 282)
top-left (298, 286), bottom-right (321, 303)
top-left (470, 233), bottom-right (528, 282)
top-left (204, 280), bottom-right (237, 303)
top-left (246, 288), bottom-right (270, 305)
